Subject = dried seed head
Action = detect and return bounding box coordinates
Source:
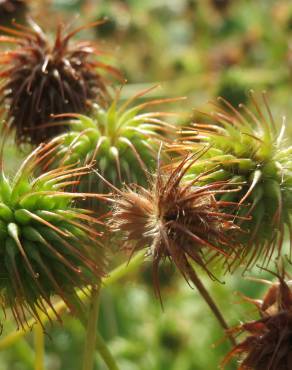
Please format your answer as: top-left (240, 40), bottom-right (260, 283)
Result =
top-left (0, 0), bottom-right (27, 27)
top-left (222, 272), bottom-right (292, 370)
top-left (49, 86), bottom-right (180, 194)
top-left (177, 92), bottom-right (292, 269)
top-left (109, 152), bottom-right (243, 298)
top-left (0, 20), bottom-right (119, 145)
top-left (0, 142), bottom-right (105, 329)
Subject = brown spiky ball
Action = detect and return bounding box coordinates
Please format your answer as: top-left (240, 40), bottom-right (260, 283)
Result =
top-left (0, 20), bottom-right (119, 145)
top-left (222, 273), bottom-right (292, 370)
top-left (109, 152), bottom-right (243, 298)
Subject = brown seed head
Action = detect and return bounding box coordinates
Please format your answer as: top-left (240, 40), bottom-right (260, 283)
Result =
top-left (0, 20), bottom-right (120, 145)
top-left (222, 272), bottom-right (292, 370)
top-left (109, 152), bottom-right (243, 298)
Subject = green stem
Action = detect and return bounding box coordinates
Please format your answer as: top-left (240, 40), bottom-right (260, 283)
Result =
top-left (34, 322), bottom-right (45, 370)
top-left (185, 263), bottom-right (236, 346)
top-left (0, 251), bottom-right (145, 350)
top-left (82, 286), bottom-right (101, 370)
top-left (95, 333), bottom-right (120, 370)
top-left (80, 286), bottom-right (120, 370)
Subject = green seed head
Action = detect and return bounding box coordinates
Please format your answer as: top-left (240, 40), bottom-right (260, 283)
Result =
top-left (180, 93), bottom-right (292, 269)
top-left (0, 142), bottom-right (105, 328)
top-left (49, 86), bottom-right (179, 194)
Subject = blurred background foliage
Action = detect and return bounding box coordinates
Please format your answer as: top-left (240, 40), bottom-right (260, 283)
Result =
top-left (1, 0), bottom-right (292, 369)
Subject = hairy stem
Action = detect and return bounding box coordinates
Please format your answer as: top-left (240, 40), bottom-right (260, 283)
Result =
top-left (34, 322), bottom-right (45, 370)
top-left (185, 263), bottom-right (236, 346)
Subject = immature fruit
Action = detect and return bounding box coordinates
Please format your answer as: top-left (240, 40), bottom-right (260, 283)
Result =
top-left (0, 142), bottom-right (105, 328)
top-left (222, 272), bottom-right (292, 370)
top-left (0, 20), bottom-right (119, 145)
top-left (108, 153), bottom-right (243, 298)
top-left (178, 93), bottom-right (292, 269)
top-left (50, 86), bottom-right (180, 193)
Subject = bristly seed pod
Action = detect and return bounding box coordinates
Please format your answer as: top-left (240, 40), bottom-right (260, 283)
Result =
top-left (49, 86), bottom-right (181, 194)
top-left (0, 141), bottom-right (105, 329)
top-left (108, 151), bottom-right (244, 299)
top-left (0, 19), bottom-right (120, 145)
top-left (107, 151), bottom-right (247, 339)
top-left (177, 92), bottom-right (292, 270)
top-left (222, 270), bottom-right (292, 370)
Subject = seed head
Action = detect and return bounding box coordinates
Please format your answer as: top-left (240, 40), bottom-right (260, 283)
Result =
top-left (0, 20), bottom-right (119, 145)
top-left (49, 86), bottom-right (180, 194)
top-left (177, 92), bottom-right (292, 269)
top-left (222, 271), bottom-right (292, 370)
top-left (0, 142), bottom-right (105, 329)
top-left (109, 152), bottom-right (243, 299)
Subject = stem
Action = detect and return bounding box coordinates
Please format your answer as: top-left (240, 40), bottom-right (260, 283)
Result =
top-left (0, 251), bottom-right (145, 350)
top-left (82, 286), bottom-right (100, 370)
top-left (81, 286), bottom-right (120, 370)
top-left (185, 263), bottom-right (236, 346)
top-left (95, 333), bottom-right (120, 370)
top-left (34, 322), bottom-right (45, 370)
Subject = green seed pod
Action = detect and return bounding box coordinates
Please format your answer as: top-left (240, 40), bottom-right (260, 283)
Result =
top-left (49, 86), bottom-right (181, 194)
top-left (179, 92), bottom-right (292, 269)
top-left (0, 142), bottom-right (105, 329)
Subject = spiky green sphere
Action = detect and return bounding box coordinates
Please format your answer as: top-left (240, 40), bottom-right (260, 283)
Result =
top-left (50, 88), bottom-right (178, 193)
top-left (0, 143), bottom-right (105, 328)
top-left (180, 93), bottom-right (292, 269)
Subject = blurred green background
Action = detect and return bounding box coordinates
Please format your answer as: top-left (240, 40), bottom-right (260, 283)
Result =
top-left (1, 0), bottom-right (292, 369)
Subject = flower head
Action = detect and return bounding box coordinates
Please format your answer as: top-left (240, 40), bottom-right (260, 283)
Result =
top-left (49, 86), bottom-right (180, 194)
top-left (177, 93), bottom-right (292, 269)
top-left (108, 152), bottom-right (243, 298)
top-left (0, 20), bottom-right (119, 145)
top-left (0, 141), bottom-right (105, 329)
top-left (222, 271), bottom-right (292, 370)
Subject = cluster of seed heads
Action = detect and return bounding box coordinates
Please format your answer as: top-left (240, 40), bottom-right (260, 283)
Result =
top-left (0, 14), bottom-right (291, 370)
